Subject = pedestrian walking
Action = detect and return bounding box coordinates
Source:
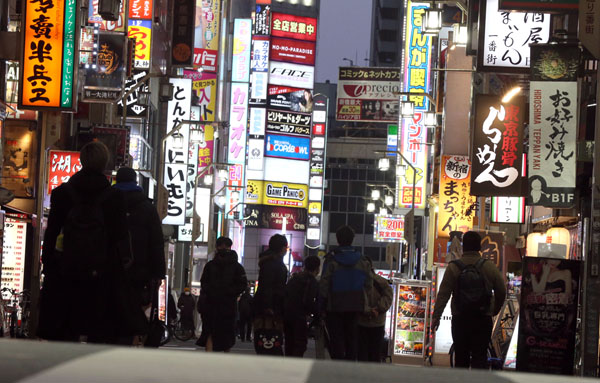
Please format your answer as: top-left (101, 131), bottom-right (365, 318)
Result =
top-left (238, 288), bottom-right (253, 342)
top-left (113, 166), bottom-right (166, 343)
top-left (38, 142), bottom-right (134, 343)
top-left (319, 225), bottom-right (373, 361)
top-left (358, 264), bottom-right (393, 362)
top-left (253, 234), bottom-right (288, 355)
top-left (178, 288), bottom-right (196, 332)
top-left (432, 231), bottom-right (506, 369)
top-left (197, 237), bottom-right (247, 352)
top-left (283, 255), bottom-right (320, 357)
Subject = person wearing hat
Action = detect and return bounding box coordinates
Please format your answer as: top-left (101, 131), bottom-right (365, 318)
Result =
top-left (114, 166), bottom-right (166, 344)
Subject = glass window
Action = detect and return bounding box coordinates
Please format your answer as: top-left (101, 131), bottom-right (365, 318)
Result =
top-left (339, 197), bottom-right (348, 211)
top-left (347, 213), bottom-right (364, 234)
top-left (332, 168), bottom-right (341, 180)
top-left (330, 213), bottom-right (346, 233)
top-left (330, 196), bottom-right (339, 212)
top-left (341, 168), bottom-right (349, 179)
top-left (332, 180), bottom-right (348, 195)
top-left (358, 168), bottom-right (367, 180)
top-left (349, 169), bottom-right (358, 180)
top-left (365, 213), bottom-right (375, 234)
top-left (349, 181), bottom-right (366, 196)
top-left (367, 169), bottom-right (377, 181)
top-left (347, 197), bottom-right (357, 212)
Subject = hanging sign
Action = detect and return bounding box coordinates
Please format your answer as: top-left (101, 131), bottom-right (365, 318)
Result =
top-left (438, 155), bottom-right (477, 237)
top-left (117, 70), bottom-right (149, 117)
top-left (83, 33), bottom-right (125, 102)
top-left (579, 0), bottom-right (600, 59)
top-left (491, 196), bottom-right (526, 223)
top-left (20, 0), bottom-right (77, 110)
top-left (184, 70), bottom-right (217, 122)
top-left (129, 0), bottom-right (152, 19)
top-left (47, 150), bottom-right (82, 194)
top-left (128, 19), bottom-right (152, 69)
top-left (374, 215), bottom-right (405, 242)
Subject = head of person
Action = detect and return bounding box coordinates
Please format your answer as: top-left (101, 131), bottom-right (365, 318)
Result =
top-left (115, 166), bottom-right (137, 184)
top-left (268, 234), bottom-right (288, 257)
top-left (304, 255), bottom-right (321, 276)
top-left (216, 236), bottom-right (233, 251)
top-left (462, 231), bottom-right (482, 253)
top-left (336, 225), bottom-right (355, 247)
top-left (183, 287), bottom-right (191, 295)
top-left (80, 141), bottom-right (110, 173)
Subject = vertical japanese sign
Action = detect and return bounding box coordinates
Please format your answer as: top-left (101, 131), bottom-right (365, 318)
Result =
top-left (163, 78), bottom-right (192, 225)
top-left (128, 19), bottom-right (152, 69)
top-left (172, 0), bottom-right (195, 66)
top-left (186, 143), bottom-right (199, 218)
top-left (193, 0), bottom-right (221, 72)
top-left (254, 4), bottom-right (271, 35)
top-left (471, 94), bottom-right (525, 196)
top-left (198, 124), bottom-right (214, 169)
top-left (1, 218), bottom-right (27, 299)
top-left (20, 0), bottom-right (77, 109)
top-left (232, 19), bottom-right (252, 83)
top-left (517, 257), bottom-right (581, 375)
top-left (579, 0), bottom-right (600, 59)
top-left (438, 155), bottom-right (477, 238)
top-left (227, 83), bottom-right (249, 218)
top-left (529, 45), bottom-right (579, 207)
top-left (129, 0), bottom-right (153, 20)
top-left (47, 150), bottom-right (82, 194)
top-left (478, 0), bottom-right (550, 71)
top-left (397, 1), bottom-right (432, 210)
top-left (184, 70), bottom-right (217, 122)
top-left (83, 33), bottom-right (125, 102)
top-left (491, 196), bottom-right (526, 223)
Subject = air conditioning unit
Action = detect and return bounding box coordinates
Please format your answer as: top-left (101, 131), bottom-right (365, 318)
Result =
top-left (98, 0), bottom-right (120, 21)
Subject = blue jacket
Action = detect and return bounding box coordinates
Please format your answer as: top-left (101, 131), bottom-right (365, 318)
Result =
top-left (319, 247), bottom-right (373, 313)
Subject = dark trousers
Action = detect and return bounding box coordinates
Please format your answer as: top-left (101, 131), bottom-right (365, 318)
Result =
top-left (326, 312), bottom-right (358, 361)
top-left (451, 314), bottom-right (493, 369)
top-left (358, 325), bottom-right (384, 362)
top-left (284, 318), bottom-right (308, 357)
top-left (238, 315), bottom-right (252, 341)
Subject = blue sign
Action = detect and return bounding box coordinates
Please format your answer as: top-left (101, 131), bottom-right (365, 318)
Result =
top-left (265, 134), bottom-right (310, 161)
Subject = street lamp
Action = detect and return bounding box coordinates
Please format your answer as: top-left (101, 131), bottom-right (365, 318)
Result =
top-left (203, 174), bottom-right (213, 186)
top-left (400, 100), bottom-right (416, 119)
top-left (189, 125), bottom-right (205, 143)
top-left (217, 168), bottom-right (229, 181)
top-left (371, 189), bottom-right (381, 200)
top-left (396, 164), bottom-right (407, 177)
top-left (378, 158), bottom-right (390, 172)
top-left (385, 195), bottom-right (394, 206)
top-left (423, 8), bottom-right (443, 35)
top-left (453, 24), bottom-right (468, 46)
top-left (379, 207), bottom-right (388, 215)
top-left (423, 111), bottom-right (438, 127)
top-left (367, 202), bottom-right (376, 212)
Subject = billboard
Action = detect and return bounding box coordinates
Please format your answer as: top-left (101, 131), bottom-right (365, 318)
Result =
top-left (268, 86), bottom-right (313, 113)
top-left (264, 157), bottom-right (310, 185)
top-left (232, 19), bottom-right (252, 83)
top-left (269, 61), bottom-right (315, 89)
top-left (265, 134), bottom-right (310, 161)
top-left (129, 0), bottom-right (152, 19)
top-left (270, 37), bottom-right (316, 65)
top-left (264, 181), bottom-right (308, 208)
top-left (82, 33), bottom-right (125, 102)
top-left (438, 155), bottom-right (477, 238)
top-left (20, 0), bottom-right (77, 109)
top-left (128, 19), bottom-right (152, 69)
top-left (336, 67), bottom-right (401, 122)
top-left (266, 110), bottom-right (311, 136)
top-left (271, 12), bottom-right (317, 41)
top-left (48, 150), bottom-right (82, 194)
top-left (193, 0), bottom-right (221, 72)
top-left (374, 215), bottom-right (405, 242)
top-left (251, 36), bottom-right (270, 72)
top-left (184, 70), bottom-right (217, 122)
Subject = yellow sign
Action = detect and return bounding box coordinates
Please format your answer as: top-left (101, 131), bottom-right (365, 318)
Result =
top-left (308, 202), bottom-right (322, 214)
top-left (245, 179), bottom-right (264, 204)
top-left (263, 181), bottom-right (307, 208)
top-left (438, 155), bottom-right (477, 238)
top-left (128, 20), bottom-right (152, 69)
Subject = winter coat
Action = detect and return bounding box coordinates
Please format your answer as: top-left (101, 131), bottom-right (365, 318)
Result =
top-left (319, 246), bottom-right (373, 313)
top-left (177, 293), bottom-right (196, 327)
top-left (38, 168), bottom-right (133, 341)
top-left (433, 251), bottom-right (507, 321)
top-left (238, 291), bottom-right (254, 319)
top-left (358, 273), bottom-right (394, 327)
top-left (199, 249), bottom-right (247, 351)
top-left (284, 271), bottom-right (318, 321)
top-left (253, 250), bottom-right (288, 317)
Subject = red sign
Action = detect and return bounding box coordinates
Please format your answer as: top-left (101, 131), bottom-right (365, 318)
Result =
top-left (270, 37), bottom-right (316, 65)
top-left (268, 85), bottom-right (303, 96)
top-left (271, 13), bottom-right (317, 42)
top-left (48, 150), bottom-right (82, 194)
top-left (128, 0), bottom-right (152, 19)
top-left (312, 123), bottom-right (325, 136)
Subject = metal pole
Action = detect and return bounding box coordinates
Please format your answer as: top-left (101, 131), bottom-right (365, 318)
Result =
top-left (396, 150), bottom-right (416, 279)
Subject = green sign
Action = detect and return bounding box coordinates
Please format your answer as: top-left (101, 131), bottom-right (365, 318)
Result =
top-left (61, 0), bottom-right (77, 108)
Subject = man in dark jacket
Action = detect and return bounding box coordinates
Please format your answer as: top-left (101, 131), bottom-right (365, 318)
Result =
top-left (320, 225), bottom-right (373, 360)
top-left (38, 142), bottom-right (133, 343)
top-left (113, 167), bottom-right (166, 341)
top-left (178, 288), bottom-right (196, 332)
top-left (253, 234), bottom-right (288, 318)
top-left (432, 231), bottom-right (506, 369)
top-left (238, 288), bottom-right (253, 342)
top-left (198, 244), bottom-right (247, 352)
top-left (284, 255), bottom-right (320, 357)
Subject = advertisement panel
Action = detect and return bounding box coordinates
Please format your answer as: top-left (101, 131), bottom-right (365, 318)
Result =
top-left (471, 94), bottom-right (525, 196)
top-left (198, 124), bottom-right (214, 168)
top-left (478, 0), bottom-right (550, 72)
top-left (184, 70), bottom-right (217, 122)
top-left (271, 12), bottom-right (317, 41)
top-left (48, 150), bottom-right (82, 194)
top-left (247, 138), bottom-right (265, 171)
top-left (264, 157), bottom-right (310, 185)
top-left (228, 83), bottom-right (249, 165)
top-left (438, 156), bottom-right (477, 238)
top-left (88, 0), bottom-right (125, 32)
top-left (403, 2), bottom-right (432, 110)
top-left (5, 61), bottom-right (38, 120)
top-left (232, 19), bottom-right (252, 83)
top-left (2, 124), bottom-right (37, 197)
top-left (129, 0), bottom-right (152, 19)
top-left (251, 36), bottom-right (270, 72)
top-left (117, 70), bottom-right (149, 117)
top-left (1, 218), bottom-right (27, 299)
top-left (374, 215), bottom-right (405, 242)
top-left (270, 37), bottom-right (316, 65)
top-left (83, 33), bottom-right (125, 102)
top-left (269, 61), bottom-right (314, 89)
top-left (193, 0), bottom-right (221, 72)
top-left (128, 19), bottom-right (152, 69)
top-left (245, 179), bottom-right (264, 204)
top-left (254, 4), bottom-right (272, 35)
top-left (20, 0), bottom-right (77, 109)
top-left (263, 181), bottom-right (308, 208)
top-left (336, 67), bottom-right (401, 122)
top-left (491, 197), bottom-right (525, 223)
top-left (267, 110), bottom-right (311, 136)
top-left (249, 107), bottom-right (267, 136)
top-left (265, 134), bottom-right (310, 161)
top-left (397, 112), bottom-right (428, 210)
top-left (250, 72), bottom-right (269, 103)
top-left (171, 0), bottom-right (195, 66)
top-left (268, 86), bottom-right (313, 113)
top-left (394, 284), bottom-right (428, 357)
top-left (517, 257), bottom-right (581, 375)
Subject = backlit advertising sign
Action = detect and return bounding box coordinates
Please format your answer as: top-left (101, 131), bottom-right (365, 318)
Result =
top-left (270, 37), bottom-right (316, 65)
top-left (128, 19), bottom-right (152, 69)
top-left (491, 196), bottom-right (526, 223)
top-left (193, 0), bottom-right (221, 72)
top-left (438, 155), bottom-right (476, 237)
top-left (47, 150), bottom-right (82, 194)
top-left (254, 4), bottom-right (272, 35)
top-left (251, 36), bottom-right (270, 72)
top-left (264, 158), bottom-right (309, 185)
top-left (228, 83), bottom-right (249, 165)
top-left (265, 134), bottom-right (310, 161)
top-left (374, 215), bottom-right (405, 242)
top-left (232, 19), bottom-right (252, 83)
top-left (249, 107), bottom-right (267, 136)
top-left (267, 110), bottom-right (311, 136)
top-left (129, 0), bottom-right (152, 19)
top-left (268, 86), bottom-right (313, 113)
top-left (250, 72), bottom-right (269, 103)
top-left (248, 138), bottom-right (265, 171)
top-left (184, 70), bottom-right (218, 122)
top-left (264, 181), bottom-right (308, 208)
top-left (271, 12), bottom-right (317, 42)
top-left (1, 218), bottom-right (27, 299)
top-left (20, 0), bottom-right (77, 110)
top-left (269, 61), bottom-right (314, 90)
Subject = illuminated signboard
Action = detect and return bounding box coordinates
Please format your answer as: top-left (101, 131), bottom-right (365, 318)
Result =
top-left (374, 214), bottom-right (405, 242)
top-left (232, 19), bottom-right (252, 83)
top-left (1, 218), bottom-right (27, 299)
top-left (193, 0), bottom-right (221, 72)
top-left (271, 12), bottom-right (317, 42)
top-left (264, 181), bottom-right (308, 208)
top-left (129, 0), bottom-right (152, 19)
top-left (128, 19), bottom-right (152, 69)
top-left (47, 150), bottom-right (82, 194)
top-left (251, 36), bottom-right (270, 72)
top-left (270, 37), bottom-right (316, 66)
top-left (269, 61), bottom-right (314, 90)
top-left (438, 155), bottom-right (477, 238)
top-left (265, 134), bottom-right (310, 161)
top-left (491, 196), bottom-right (526, 224)
top-left (20, 0), bottom-right (77, 109)
top-left (184, 70), bottom-right (217, 122)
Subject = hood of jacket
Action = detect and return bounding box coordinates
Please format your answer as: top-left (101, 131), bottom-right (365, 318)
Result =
top-left (113, 181), bottom-right (144, 193)
top-left (213, 249), bottom-right (239, 264)
top-left (258, 249), bottom-right (283, 267)
top-left (113, 184), bottom-right (148, 208)
top-left (332, 246), bottom-right (362, 266)
top-left (68, 168), bottom-right (110, 193)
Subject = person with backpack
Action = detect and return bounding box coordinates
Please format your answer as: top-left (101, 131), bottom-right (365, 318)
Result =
top-left (432, 231), bottom-right (506, 369)
top-left (358, 265), bottom-right (393, 362)
top-left (113, 166), bottom-right (166, 343)
top-left (38, 142), bottom-right (133, 343)
top-left (283, 255), bottom-right (320, 357)
top-left (197, 239), bottom-right (247, 352)
top-left (319, 225), bottom-right (373, 361)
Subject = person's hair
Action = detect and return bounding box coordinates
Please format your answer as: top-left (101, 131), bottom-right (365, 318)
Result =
top-left (80, 141), bottom-right (110, 173)
top-left (304, 255), bottom-right (320, 273)
top-left (216, 236), bottom-right (233, 249)
top-left (268, 234), bottom-right (288, 254)
top-left (462, 231), bottom-right (482, 252)
top-left (336, 225), bottom-right (355, 246)
top-left (116, 166), bottom-right (137, 183)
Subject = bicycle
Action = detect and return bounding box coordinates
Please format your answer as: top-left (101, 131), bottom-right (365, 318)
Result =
top-left (157, 314), bottom-right (195, 346)
top-left (0, 288), bottom-right (30, 338)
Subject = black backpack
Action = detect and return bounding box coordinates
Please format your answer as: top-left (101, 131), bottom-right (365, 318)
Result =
top-left (451, 258), bottom-right (493, 315)
top-left (60, 184), bottom-right (112, 280)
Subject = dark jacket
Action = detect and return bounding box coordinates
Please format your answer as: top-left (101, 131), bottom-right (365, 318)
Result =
top-left (253, 250), bottom-right (288, 317)
top-left (238, 291), bottom-right (254, 319)
top-left (199, 249), bottom-right (247, 351)
top-left (284, 271), bottom-right (318, 321)
top-left (358, 272), bottom-right (394, 327)
top-left (433, 251), bottom-right (507, 321)
top-left (177, 293), bottom-right (196, 326)
top-left (319, 246), bottom-right (373, 313)
top-left (113, 181), bottom-right (165, 282)
top-left (38, 168), bottom-right (133, 341)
